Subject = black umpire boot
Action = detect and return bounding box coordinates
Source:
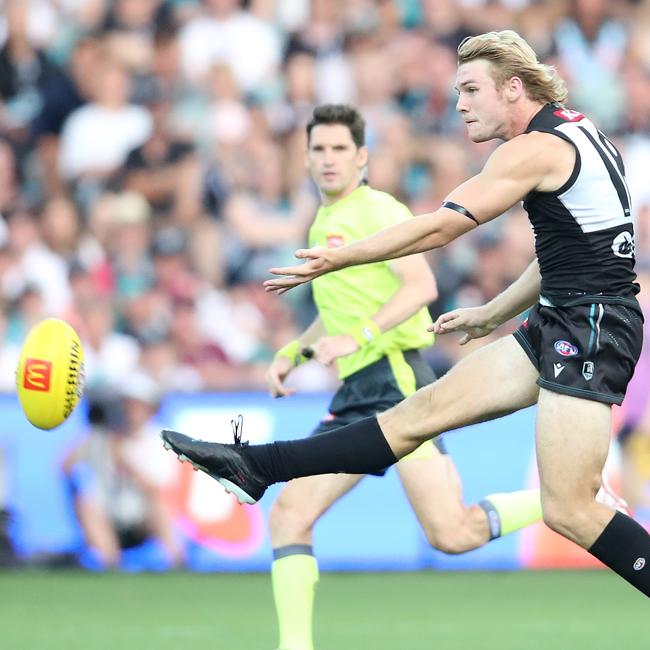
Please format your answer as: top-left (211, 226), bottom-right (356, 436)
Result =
top-left (160, 415), bottom-right (268, 504)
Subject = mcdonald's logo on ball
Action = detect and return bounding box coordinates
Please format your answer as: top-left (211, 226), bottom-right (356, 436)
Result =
top-left (22, 359), bottom-right (52, 392)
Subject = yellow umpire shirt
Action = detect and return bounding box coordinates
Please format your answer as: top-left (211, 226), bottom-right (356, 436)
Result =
top-left (309, 184), bottom-right (434, 379)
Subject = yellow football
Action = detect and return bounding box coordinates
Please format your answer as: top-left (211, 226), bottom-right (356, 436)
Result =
top-left (16, 318), bottom-right (85, 430)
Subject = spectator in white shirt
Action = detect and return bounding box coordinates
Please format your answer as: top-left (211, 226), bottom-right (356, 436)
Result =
top-left (178, 0), bottom-right (281, 93)
top-left (58, 59), bottom-right (152, 182)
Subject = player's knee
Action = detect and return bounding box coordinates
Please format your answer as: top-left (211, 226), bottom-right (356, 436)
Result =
top-left (269, 494), bottom-right (317, 541)
top-left (541, 496), bottom-right (589, 541)
top-left (422, 522), bottom-right (468, 555)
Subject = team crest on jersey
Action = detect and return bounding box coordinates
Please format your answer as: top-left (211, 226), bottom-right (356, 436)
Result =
top-left (582, 361), bottom-right (594, 381)
top-left (612, 231), bottom-right (635, 259)
top-left (326, 234), bottom-right (345, 248)
top-left (553, 109), bottom-right (584, 122)
top-left (554, 340), bottom-right (579, 357)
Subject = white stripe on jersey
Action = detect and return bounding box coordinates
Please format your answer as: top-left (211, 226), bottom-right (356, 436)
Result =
top-left (555, 120), bottom-right (633, 234)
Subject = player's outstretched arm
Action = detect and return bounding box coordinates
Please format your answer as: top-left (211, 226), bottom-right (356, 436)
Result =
top-left (264, 133), bottom-right (562, 293)
top-left (263, 209), bottom-right (469, 294)
top-left (433, 259), bottom-right (541, 345)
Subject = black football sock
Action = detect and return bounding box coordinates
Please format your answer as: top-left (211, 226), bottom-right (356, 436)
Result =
top-left (243, 416), bottom-right (397, 484)
top-left (588, 511), bottom-right (650, 597)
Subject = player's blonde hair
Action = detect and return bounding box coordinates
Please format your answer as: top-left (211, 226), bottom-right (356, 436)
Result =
top-left (458, 31), bottom-right (568, 105)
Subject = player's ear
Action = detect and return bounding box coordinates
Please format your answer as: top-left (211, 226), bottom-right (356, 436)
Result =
top-left (357, 146), bottom-right (368, 168)
top-left (506, 76), bottom-right (524, 102)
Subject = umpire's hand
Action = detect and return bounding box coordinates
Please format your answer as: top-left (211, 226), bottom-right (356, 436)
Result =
top-left (267, 356), bottom-right (297, 398)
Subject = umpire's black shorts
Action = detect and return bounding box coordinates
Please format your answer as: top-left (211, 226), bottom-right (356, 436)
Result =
top-left (513, 296), bottom-right (644, 406)
top-left (310, 349), bottom-right (445, 476)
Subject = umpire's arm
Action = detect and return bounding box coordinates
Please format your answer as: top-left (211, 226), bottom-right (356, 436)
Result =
top-left (367, 255), bottom-right (438, 334)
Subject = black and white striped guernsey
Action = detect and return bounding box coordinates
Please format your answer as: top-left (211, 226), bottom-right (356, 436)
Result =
top-left (523, 103), bottom-right (638, 303)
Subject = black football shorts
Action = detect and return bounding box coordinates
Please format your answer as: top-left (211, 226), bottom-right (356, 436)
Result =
top-left (311, 349), bottom-right (445, 475)
top-left (513, 298), bottom-right (644, 405)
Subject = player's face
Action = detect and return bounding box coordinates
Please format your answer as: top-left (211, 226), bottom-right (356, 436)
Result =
top-left (455, 59), bottom-right (509, 142)
top-left (307, 124), bottom-right (368, 202)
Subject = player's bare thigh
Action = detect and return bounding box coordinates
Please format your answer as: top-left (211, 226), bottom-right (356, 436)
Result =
top-left (379, 335), bottom-right (540, 457)
top-left (269, 473), bottom-right (364, 547)
top-left (535, 387), bottom-right (614, 546)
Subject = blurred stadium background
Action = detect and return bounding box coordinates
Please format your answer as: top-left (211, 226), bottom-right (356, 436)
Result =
top-left (1, 0), bottom-right (650, 647)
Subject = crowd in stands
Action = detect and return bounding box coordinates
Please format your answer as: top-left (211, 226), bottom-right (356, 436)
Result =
top-left (0, 0), bottom-right (649, 395)
top-left (3, 0), bottom-right (650, 566)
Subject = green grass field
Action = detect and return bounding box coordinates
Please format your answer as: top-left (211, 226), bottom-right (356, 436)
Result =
top-left (0, 570), bottom-right (647, 650)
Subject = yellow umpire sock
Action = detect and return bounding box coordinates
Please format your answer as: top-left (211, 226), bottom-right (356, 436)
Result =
top-left (479, 489), bottom-right (542, 539)
top-left (272, 547), bottom-right (319, 650)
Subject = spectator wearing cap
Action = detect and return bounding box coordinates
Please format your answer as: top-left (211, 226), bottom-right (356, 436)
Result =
top-left (62, 371), bottom-right (184, 569)
top-left (108, 191), bottom-right (156, 301)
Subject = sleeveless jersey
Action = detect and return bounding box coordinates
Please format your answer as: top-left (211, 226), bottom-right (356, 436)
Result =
top-left (523, 104), bottom-right (638, 302)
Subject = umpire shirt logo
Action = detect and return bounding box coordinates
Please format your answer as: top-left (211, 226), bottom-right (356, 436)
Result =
top-left (582, 362), bottom-right (594, 381)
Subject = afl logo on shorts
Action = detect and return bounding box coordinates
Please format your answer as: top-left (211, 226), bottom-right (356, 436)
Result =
top-left (633, 557), bottom-right (646, 571)
top-left (554, 340), bottom-right (579, 357)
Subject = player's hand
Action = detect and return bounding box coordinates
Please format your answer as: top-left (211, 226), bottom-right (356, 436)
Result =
top-left (266, 356), bottom-right (296, 398)
top-left (264, 247), bottom-right (340, 294)
top-left (430, 306), bottom-right (499, 345)
top-left (310, 335), bottom-right (359, 366)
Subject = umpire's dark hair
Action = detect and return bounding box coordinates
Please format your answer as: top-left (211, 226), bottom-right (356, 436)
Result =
top-left (306, 104), bottom-right (365, 148)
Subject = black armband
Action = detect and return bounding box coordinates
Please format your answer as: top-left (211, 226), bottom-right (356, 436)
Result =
top-left (441, 201), bottom-right (479, 225)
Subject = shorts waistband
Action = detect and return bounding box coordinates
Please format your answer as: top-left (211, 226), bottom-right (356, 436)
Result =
top-left (539, 293), bottom-right (641, 311)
